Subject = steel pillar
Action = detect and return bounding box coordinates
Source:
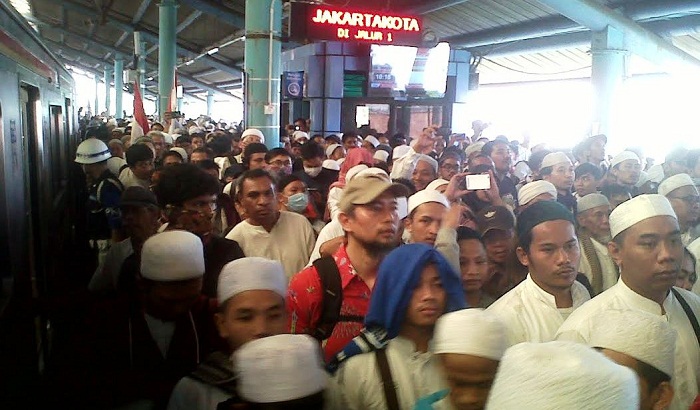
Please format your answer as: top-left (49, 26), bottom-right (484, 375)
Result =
top-left (158, 0), bottom-right (178, 119)
top-left (591, 26), bottom-right (627, 138)
top-left (94, 75), bottom-right (99, 116)
top-left (114, 57), bottom-right (124, 119)
top-left (103, 67), bottom-right (111, 116)
top-left (245, 0), bottom-right (282, 149)
top-left (207, 90), bottom-right (214, 117)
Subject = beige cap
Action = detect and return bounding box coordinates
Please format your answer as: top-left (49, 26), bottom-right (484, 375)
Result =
top-left (339, 173), bottom-right (409, 213)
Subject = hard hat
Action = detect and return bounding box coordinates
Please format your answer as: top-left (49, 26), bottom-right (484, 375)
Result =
top-left (75, 138), bottom-right (112, 164)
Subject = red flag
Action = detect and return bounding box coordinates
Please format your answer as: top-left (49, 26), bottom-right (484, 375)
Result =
top-left (131, 80), bottom-right (150, 143)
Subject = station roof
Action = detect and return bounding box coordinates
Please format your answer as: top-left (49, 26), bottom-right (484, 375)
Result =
top-left (20, 0), bottom-right (700, 100)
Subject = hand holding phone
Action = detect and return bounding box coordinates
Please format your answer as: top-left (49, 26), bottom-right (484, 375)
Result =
top-left (465, 173), bottom-right (491, 190)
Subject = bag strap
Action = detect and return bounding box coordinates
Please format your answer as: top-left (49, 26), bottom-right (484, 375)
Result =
top-left (671, 288), bottom-right (700, 348)
top-left (375, 348), bottom-right (400, 410)
top-left (312, 256), bottom-right (343, 341)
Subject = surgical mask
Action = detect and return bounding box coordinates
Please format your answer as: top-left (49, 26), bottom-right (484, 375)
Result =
top-left (304, 166), bottom-right (322, 178)
top-left (286, 192), bottom-right (308, 213)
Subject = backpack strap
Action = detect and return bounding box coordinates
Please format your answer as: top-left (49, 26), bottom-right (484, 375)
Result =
top-left (312, 256), bottom-right (343, 341)
top-left (671, 288), bottom-right (700, 348)
top-left (375, 348), bottom-right (400, 410)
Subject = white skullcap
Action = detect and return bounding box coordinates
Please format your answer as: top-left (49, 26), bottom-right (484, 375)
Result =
top-left (170, 147), bottom-right (188, 162)
top-left (426, 178), bottom-right (449, 192)
top-left (345, 164), bottom-right (369, 183)
top-left (658, 173), bottom-right (695, 197)
top-left (408, 189), bottom-right (450, 215)
top-left (486, 341), bottom-right (639, 410)
top-left (392, 145), bottom-right (411, 160)
top-left (610, 151), bottom-right (640, 168)
top-left (416, 154), bottom-right (439, 173)
top-left (364, 135), bottom-right (380, 148)
top-left (162, 133), bottom-right (173, 144)
top-left (589, 309), bottom-right (677, 377)
top-left (188, 126), bottom-right (204, 134)
top-left (635, 170), bottom-right (650, 188)
top-left (647, 164), bottom-right (665, 183)
top-left (241, 128), bottom-right (265, 143)
top-left (322, 159), bottom-right (340, 171)
top-left (107, 118), bottom-right (117, 127)
top-left (234, 334), bottom-right (327, 403)
top-left (140, 230), bottom-right (205, 281)
top-left (577, 193), bottom-right (610, 214)
top-left (464, 141), bottom-right (485, 157)
top-left (293, 131), bottom-right (309, 142)
top-left (609, 194), bottom-right (677, 239)
top-left (397, 197), bottom-right (409, 220)
top-left (373, 150), bottom-right (389, 162)
top-left (434, 309), bottom-right (508, 360)
top-left (518, 180), bottom-right (557, 206)
top-left (541, 152), bottom-right (572, 169)
top-left (325, 143), bottom-right (341, 158)
top-left (217, 257), bottom-right (287, 303)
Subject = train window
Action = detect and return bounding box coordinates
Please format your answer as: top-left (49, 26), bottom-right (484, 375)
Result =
top-left (49, 105), bottom-right (63, 193)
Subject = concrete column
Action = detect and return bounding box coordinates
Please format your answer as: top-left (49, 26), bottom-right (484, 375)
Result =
top-left (207, 90), bottom-right (214, 117)
top-left (245, 0), bottom-right (282, 149)
top-left (104, 67), bottom-right (111, 116)
top-left (114, 57), bottom-right (124, 119)
top-left (139, 42), bottom-right (147, 95)
top-left (591, 26), bottom-right (626, 138)
top-left (448, 49), bottom-right (472, 132)
top-left (94, 75), bottom-right (99, 116)
top-left (158, 0), bottom-right (178, 120)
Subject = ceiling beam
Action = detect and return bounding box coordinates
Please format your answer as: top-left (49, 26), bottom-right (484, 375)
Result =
top-left (177, 0), bottom-right (245, 29)
top-left (132, 0), bottom-right (152, 25)
top-left (61, 0), bottom-right (243, 77)
top-left (177, 10), bottom-right (202, 33)
top-left (536, 0), bottom-right (700, 71)
top-left (114, 31), bottom-right (130, 48)
top-left (193, 68), bottom-right (219, 78)
top-left (407, 0), bottom-right (472, 15)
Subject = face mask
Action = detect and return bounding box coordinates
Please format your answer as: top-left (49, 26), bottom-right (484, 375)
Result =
top-left (304, 166), bottom-right (322, 178)
top-left (286, 192), bottom-right (309, 213)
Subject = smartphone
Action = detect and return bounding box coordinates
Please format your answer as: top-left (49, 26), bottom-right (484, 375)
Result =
top-left (466, 174), bottom-right (491, 190)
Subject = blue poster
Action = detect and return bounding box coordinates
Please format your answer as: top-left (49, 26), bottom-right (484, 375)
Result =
top-left (284, 71), bottom-right (304, 99)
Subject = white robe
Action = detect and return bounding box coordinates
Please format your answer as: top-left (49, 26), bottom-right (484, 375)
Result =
top-left (328, 337), bottom-right (447, 410)
top-left (486, 275), bottom-right (591, 346)
top-left (556, 279), bottom-right (700, 410)
top-left (578, 237), bottom-right (619, 294)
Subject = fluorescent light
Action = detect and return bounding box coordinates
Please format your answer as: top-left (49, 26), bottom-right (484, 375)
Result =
top-left (147, 76), bottom-right (154, 81)
top-left (185, 60), bottom-right (194, 66)
top-left (207, 47), bottom-right (219, 55)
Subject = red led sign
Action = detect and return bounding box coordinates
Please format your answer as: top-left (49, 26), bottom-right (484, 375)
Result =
top-left (291, 4), bottom-right (424, 47)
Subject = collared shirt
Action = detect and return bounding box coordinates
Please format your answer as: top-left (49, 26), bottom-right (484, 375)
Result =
top-left (118, 167), bottom-right (150, 190)
top-left (287, 244), bottom-right (372, 363)
top-left (329, 336), bottom-right (447, 410)
top-left (486, 275), bottom-right (591, 346)
top-left (578, 237), bottom-right (619, 295)
top-left (225, 211), bottom-right (315, 279)
top-left (556, 279), bottom-right (700, 410)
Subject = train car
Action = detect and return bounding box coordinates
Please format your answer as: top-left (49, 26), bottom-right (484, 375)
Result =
top-left (0, 1), bottom-right (77, 400)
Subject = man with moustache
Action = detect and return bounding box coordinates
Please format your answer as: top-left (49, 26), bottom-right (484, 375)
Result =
top-left (487, 200), bottom-right (590, 346)
top-left (540, 152), bottom-right (576, 213)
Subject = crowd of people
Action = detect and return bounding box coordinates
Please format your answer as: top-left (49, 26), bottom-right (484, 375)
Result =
top-left (54, 112), bottom-right (700, 410)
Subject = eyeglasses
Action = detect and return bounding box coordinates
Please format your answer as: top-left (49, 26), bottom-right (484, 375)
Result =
top-left (440, 163), bottom-right (460, 171)
top-left (269, 160), bottom-right (292, 167)
top-left (670, 195), bottom-right (700, 205)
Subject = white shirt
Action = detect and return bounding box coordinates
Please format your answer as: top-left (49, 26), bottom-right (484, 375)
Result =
top-left (88, 237), bottom-right (134, 292)
top-left (327, 186), bottom-right (344, 222)
top-left (307, 218), bottom-right (344, 266)
top-left (556, 279), bottom-right (700, 410)
top-left (329, 337), bottom-right (447, 410)
top-left (119, 167), bottom-right (150, 190)
top-left (486, 275), bottom-right (591, 346)
top-left (578, 237), bottom-right (619, 295)
top-left (225, 211), bottom-right (315, 279)
top-left (167, 377), bottom-right (231, 410)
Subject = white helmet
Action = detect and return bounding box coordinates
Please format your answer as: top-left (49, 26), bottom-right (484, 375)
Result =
top-left (75, 138), bottom-right (112, 164)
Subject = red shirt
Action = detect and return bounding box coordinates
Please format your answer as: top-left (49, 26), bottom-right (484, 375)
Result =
top-left (287, 244), bottom-right (371, 362)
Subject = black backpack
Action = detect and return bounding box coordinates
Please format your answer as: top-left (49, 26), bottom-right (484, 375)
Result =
top-left (311, 256), bottom-right (365, 341)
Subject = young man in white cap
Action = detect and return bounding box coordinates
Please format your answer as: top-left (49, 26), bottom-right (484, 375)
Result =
top-left (168, 257), bottom-right (288, 410)
top-left (232, 334), bottom-right (328, 409)
top-left (576, 193), bottom-right (618, 296)
top-left (226, 169), bottom-right (315, 278)
top-left (588, 309), bottom-right (676, 410)
top-left (516, 180), bottom-right (557, 214)
top-left (405, 190), bottom-right (451, 246)
top-left (556, 194), bottom-right (700, 409)
top-left (485, 341), bottom-right (639, 410)
top-left (62, 230), bottom-right (221, 408)
top-left (287, 172), bottom-right (409, 362)
top-left (363, 135), bottom-right (380, 153)
top-left (234, 128), bottom-right (264, 164)
top-left (390, 126), bottom-right (439, 187)
top-left (659, 173), bottom-right (700, 246)
top-left (431, 309), bottom-right (508, 410)
top-left (540, 151), bottom-right (576, 212)
top-left (486, 200), bottom-right (590, 345)
top-left (608, 150), bottom-right (642, 192)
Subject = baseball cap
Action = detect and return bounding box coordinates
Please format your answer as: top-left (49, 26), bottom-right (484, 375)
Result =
top-left (475, 206), bottom-right (515, 236)
top-left (339, 173), bottom-right (409, 213)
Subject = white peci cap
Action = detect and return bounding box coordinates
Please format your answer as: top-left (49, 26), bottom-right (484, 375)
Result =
top-left (364, 135), bottom-right (380, 148)
top-left (325, 143), bottom-right (342, 158)
top-left (434, 309), bottom-right (507, 360)
top-left (140, 230), bottom-right (205, 281)
top-left (518, 180), bottom-right (557, 207)
top-left (322, 159), bottom-right (340, 171)
top-left (217, 257), bottom-right (287, 304)
top-left (241, 128), bottom-right (265, 143)
top-left (658, 173), bottom-right (695, 197)
top-left (293, 131), bottom-right (309, 142)
top-left (234, 334), bottom-right (328, 403)
top-left (577, 193), bottom-right (610, 214)
top-left (373, 150), bottom-right (389, 162)
top-left (416, 154), bottom-right (439, 173)
top-left (609, 194), bottom-right (677, 239)
top-left (610, 151), bottom-right (640, 168)
top-left (465, 141), bottom-right (485, 157)
top-left (540, 152), bottom-right (572, 169)
top-left (426, 178), bottom-right (449, 192)
top-left (408, 189), bottom-right (450, 215)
